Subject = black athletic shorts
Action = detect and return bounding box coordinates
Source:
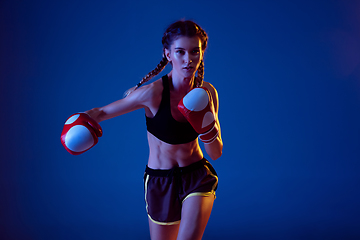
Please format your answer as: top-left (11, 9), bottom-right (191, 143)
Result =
top-left (144, 158), bottom-right (218, 225)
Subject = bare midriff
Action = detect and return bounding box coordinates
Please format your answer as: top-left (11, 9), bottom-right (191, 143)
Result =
top-left (147, 131), bottom-right (203, 169)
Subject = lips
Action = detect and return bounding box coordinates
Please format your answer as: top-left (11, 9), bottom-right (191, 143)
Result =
top-left (183, 66), bottom-right (193, 70)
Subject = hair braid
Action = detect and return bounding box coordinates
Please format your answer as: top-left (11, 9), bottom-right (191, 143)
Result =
top-left (197, 25), bottom-right (208, 51)
top-left (195, 25), bottom-right (207, 87)
top-left (124, 57), bottom-right (168, 97)
top-left (124, 20), bottom-right (209, 96)
top-left (195, 60), bottom-right (204, 87)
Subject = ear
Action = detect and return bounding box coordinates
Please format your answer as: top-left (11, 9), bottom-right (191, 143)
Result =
top-left (164, 48), bottom-right (171, 62)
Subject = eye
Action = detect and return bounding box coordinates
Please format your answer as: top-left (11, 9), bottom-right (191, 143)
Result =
top-left (192, 49), bottom-right (200, 54)
top-left (176, 50), bottom-right (185, 54)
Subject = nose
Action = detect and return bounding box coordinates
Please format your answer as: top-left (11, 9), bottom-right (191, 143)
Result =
top-left (185, 54), bottom-right (192, 64)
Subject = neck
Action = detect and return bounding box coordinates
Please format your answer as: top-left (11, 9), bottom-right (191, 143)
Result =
top-left (168, 70), bottom-right (195, 94)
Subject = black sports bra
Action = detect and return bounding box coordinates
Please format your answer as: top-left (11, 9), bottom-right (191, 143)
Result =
top-left (146, 75), bottom-right (199, 144)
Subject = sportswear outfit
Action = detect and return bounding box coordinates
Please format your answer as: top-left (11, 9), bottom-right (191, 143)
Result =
top-left (144, 75), bottom-right (218, 225)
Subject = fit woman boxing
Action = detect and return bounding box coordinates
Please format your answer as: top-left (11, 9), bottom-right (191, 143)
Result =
top-left (61, 20), bottom-right (223, 240)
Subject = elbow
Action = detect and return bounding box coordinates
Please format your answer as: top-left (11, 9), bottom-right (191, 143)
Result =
top-left (211, 149), bottom-right (222, 160)
top-left (208, 143), bottom-right (223, 160)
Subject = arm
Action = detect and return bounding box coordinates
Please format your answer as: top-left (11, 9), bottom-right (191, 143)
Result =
top-left (85, 83), bottom-right (154, 123)
top-left (202, 82), bottom-right (223, 160)
top-left (177, 82), bottom-right (223, 160)
top-left (61, 82), bottom-right (157, 155)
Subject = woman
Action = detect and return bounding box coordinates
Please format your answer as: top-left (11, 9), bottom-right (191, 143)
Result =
top-left (70, 20), bottom-right (222, 240)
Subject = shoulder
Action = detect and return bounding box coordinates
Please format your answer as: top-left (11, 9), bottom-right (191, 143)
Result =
top-left (202, 81), bottom-right (214, 89)
top-left (202, 81), bottom-right (219, 111)
top-left (126, 78), bottom-right (163, 106)
top-left (203, 81), bottom-right (218, 100)
top-left (140, 78), bottom-right (163, 99)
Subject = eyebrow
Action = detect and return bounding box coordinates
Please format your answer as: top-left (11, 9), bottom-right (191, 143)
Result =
top-left (175, 47), bottom-right (200, 50)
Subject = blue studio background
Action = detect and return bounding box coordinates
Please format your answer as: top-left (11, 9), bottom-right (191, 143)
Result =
top-left (1, 0), bottom-right (360, 239)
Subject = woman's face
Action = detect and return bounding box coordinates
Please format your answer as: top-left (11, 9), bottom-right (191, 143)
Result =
top-left (165, 36), bottom-right (203, 79)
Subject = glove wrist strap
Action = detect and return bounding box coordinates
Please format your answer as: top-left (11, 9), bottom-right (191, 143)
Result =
top-left (199, 125), bottom-right (219, 144)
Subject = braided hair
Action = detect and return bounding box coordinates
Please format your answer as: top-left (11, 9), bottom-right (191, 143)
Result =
top-left (124, 20), bottom-right (208, 97)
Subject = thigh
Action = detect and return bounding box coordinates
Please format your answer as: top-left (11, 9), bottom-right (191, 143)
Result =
top-left (177, 195), bottom-right (215, 240)
top-left (144, 171), bottom-right (182, 225)
top-left (148, 219), bottom-right (180, 240)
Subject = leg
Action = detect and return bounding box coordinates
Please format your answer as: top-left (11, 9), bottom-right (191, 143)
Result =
top-left (177, 195), bottom-right (215, 240)
top-left (148, 219), bottom-right (180, 240)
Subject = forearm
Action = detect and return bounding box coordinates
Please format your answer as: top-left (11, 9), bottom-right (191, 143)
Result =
top-left (84, 95), bottom-right (141, 123)
top-left (85, 107), bottom-right (109, 123)
top-left (204, 136), bottom-right (223, 160)
top-left (203, 121), bottom-right (223, 160)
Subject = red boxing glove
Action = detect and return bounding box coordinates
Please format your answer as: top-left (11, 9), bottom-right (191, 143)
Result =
top-left (178, 87), bottom-right (219, 144)
top-left (199, 124), bottom-right (219, 144)
top-left (60, 113), bottom-right (103, 155)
